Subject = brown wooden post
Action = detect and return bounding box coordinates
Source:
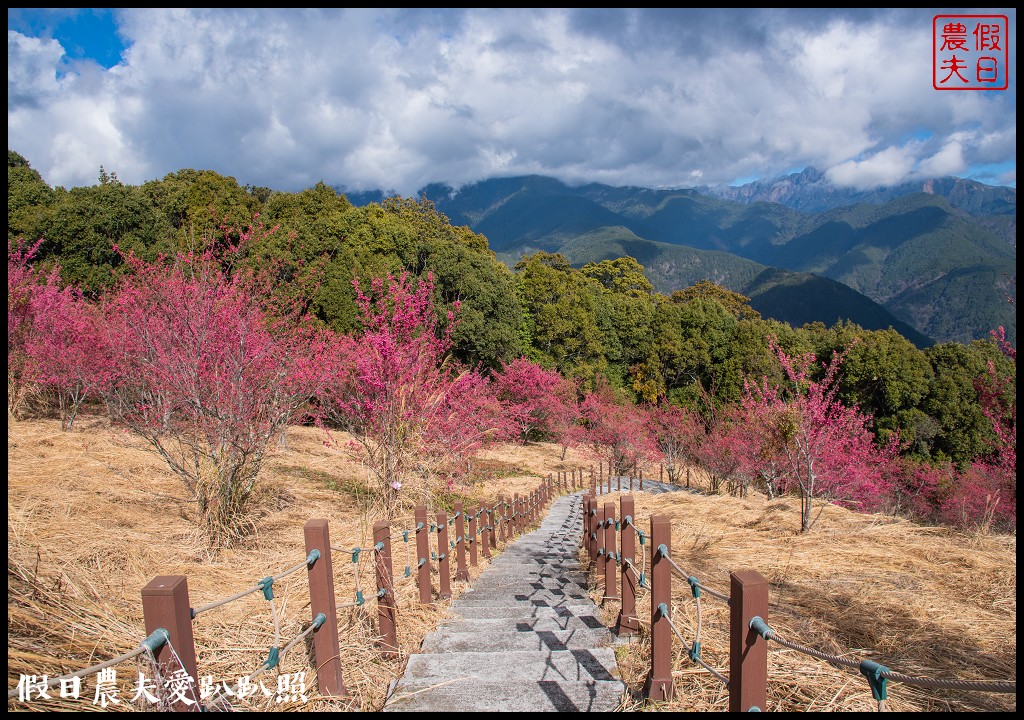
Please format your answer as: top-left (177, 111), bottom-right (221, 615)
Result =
top-left (598, 462), bottom-right (603, 494)
top-left (596, 504), bottom-right (607, 577)
top-left (468, 506), bottom-right (479, 568)
top-left (511, 493), bottom-right (518, 534)
top-left (436, 511), bottom-right (452, 599)
top-left (617, 495), bottom-right (640, 635)
top-left (629, 472), bottom-right (633, 492)
top-left (503, 496), bottom-right (511, 541)
top-left (487, 501), bottom-right (497, 551)
top-left (414, 506), bottom-right (432, 603)
top-left (581, 494), bottom-right (591, 550)
top-left (583, 496), bottom-right (592, 560)
top-left (495, 496), bottom-right (504, 542)
top-left (302, 519), bottom-right (347, 697)
top-left (639, 466), bottom-right (644, 491)
top-left (730, 570), bottom-right (769, 712)
top-left (644, 515), bottom-right (674, 702)
top-left (660, 463), bottom-right (664, 483)
top-left (373, 521), bottom-right (399, 658)
top-left (686, 466), bottom-right (691, 489)
top-left (479, 503), bottom-right (491, 560)
top-left (141, 576), bottom-right (200, 711)
top-left (454, 502), bottom-right (469, 581)
top-left (603, 501), bottom-right (617, 603)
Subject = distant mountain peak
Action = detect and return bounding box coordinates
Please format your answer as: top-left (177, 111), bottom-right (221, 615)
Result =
top-left (697, 167), bottom-right (1015, 215)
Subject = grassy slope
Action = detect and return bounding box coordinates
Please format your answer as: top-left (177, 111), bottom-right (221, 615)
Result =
top-left (7, 415), bottom-right (1016, 712)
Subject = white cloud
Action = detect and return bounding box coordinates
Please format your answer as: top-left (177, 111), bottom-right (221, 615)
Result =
top-left (825, 146), bottom-right (918, 189)
top-left (7, 9), bottom-right (1016, 194)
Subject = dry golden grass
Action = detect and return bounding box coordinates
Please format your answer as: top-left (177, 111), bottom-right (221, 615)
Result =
top-left (589, 484), bottom-right (1016, 713)
top-left (7, 415), bottom-right (1016, 712)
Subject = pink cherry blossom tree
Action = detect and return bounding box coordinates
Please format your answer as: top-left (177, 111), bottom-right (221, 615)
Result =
top-left (98, 226), bottom-right (321, 547)
top-left (647, 401), bottom-right (705, 485)
top-left (317, 271), bottom-right (509, 515)
top-left (742, 337), bottom-right (895, 532)
top-left (22, 266), bottom-right (110, 430)
top-left (492, 357), bottom-right (568, 444)
top-left (576, 378), bottom-right (659, 476)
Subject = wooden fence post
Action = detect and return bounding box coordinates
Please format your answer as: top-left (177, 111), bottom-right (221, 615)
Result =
top-left (488, 501), bottom-right (497, 551)
top-left (583, 496), bottom-right (592, 558)
top-left (479, 503), bottom-right (491, 559)
top-left (639, 466), bottom-right (644, 491)
top-left (729, 570), bottom-right (769, 712)
top-left (644, 515), bottom-right (673, 702)
top-left (373, 521), bottom-right (399, 658)
top-left (436, 511), bottom-right (452, 599)
top-left (596, 504), bottom-right (607, 577)
top-left (141, 576), bottom-right (200, 711)
top-left (603, 501), bottom-right (617, 604)
top-left (468, 506), bottom-right (479, 568)
top-left (617, 495), bottom-right (639, 635)
top-left (414, 506), bottom-right (432, 603)
top-left (302, 519), bottom-right (347, 697)
top-left (454, 502), bottom-right (469, 581)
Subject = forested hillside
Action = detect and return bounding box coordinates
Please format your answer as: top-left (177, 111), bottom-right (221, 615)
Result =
top-left (8, 149), bottom-right (1017, 538)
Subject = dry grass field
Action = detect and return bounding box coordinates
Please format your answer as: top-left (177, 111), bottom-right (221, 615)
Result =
top-left (7, 414), bottom-right (1016, 712)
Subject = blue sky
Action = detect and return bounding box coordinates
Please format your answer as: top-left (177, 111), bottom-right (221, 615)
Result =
top-left (7, 8), bottom-right (1017, 195)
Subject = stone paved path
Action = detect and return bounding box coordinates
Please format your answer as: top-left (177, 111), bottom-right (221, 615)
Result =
top-left (382, 492), bottom-right (627, 712)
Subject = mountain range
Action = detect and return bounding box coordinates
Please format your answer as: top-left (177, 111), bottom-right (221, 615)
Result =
top-left (343, 169), bottom-right (1016, 348)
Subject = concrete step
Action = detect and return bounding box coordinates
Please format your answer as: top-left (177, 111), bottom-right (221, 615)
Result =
top-left (433, 614), bottom-right (609, 634)
top-left (383, 677), bottom-right (626, 713)
top-left (420, 626), bottom-right (616, 654)
top-left (400, 648), bottom-right (621, 684)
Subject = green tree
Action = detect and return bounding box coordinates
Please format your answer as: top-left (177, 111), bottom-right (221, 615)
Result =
top-left (514, 252), bottom-right (612, 385)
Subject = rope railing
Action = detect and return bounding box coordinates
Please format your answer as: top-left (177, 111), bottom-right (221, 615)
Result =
top-left (655, 544), bottom-right (731, 605)
top-left (10, 468), bottom-right (585, 710)
top-left (7, 628), bottom-right (170, 700)
top-left (748, 616), bottom-right (1017, 711)
top-left (582, 489), bottom-right (1017, 712)
top-left (657, 602), bottom-right (730, 687)
top-left (190, 551), bottom-right (319, 618)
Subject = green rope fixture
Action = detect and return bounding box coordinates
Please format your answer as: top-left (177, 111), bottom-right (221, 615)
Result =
top-left (403, 530), bottom-right (410, 542)
top-left (689, 641), bottom-right (701, 663)
top-left (687, 575), bottom-right (701, 598)
top-left (860, 660), bottom-right (890, 701)
top-left (749, 616), bottom-right (773, 641)
top-left (638, 572), bottom-right (649, 589)
top-left (351, 547), bottom-right (361, 563)
top-left (377, 588), bottom-right (387, 599)
top-left (416, 522), bottom-right (425, 531)
top-left (312, 612), bottom-right (327, 630)
top-left (418, 558), bottom-right (426, 568)
top-left (657, 602), bottom-right (670, 618)
top-left (141, 628), bottom-right (169, 654)
top-left (260, 576), bottom-right (274, 601)
top-left (404, 565), bottom-right (412, 578)
top-left (264, 646), bottom-right (280, 671)
top-left (374, 541), bottom-right (385, 552)
top-left (305, 549), bottom-right (320, 566)
top-left (355, 590), bottom-right (364, 606)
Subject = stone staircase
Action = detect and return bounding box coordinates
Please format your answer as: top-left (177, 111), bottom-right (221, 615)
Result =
top-left (382, 492), bottom-right (627, 712)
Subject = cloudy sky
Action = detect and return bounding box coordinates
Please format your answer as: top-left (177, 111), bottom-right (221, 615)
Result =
top-left (7, 8), bottom-right (1017, 196)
